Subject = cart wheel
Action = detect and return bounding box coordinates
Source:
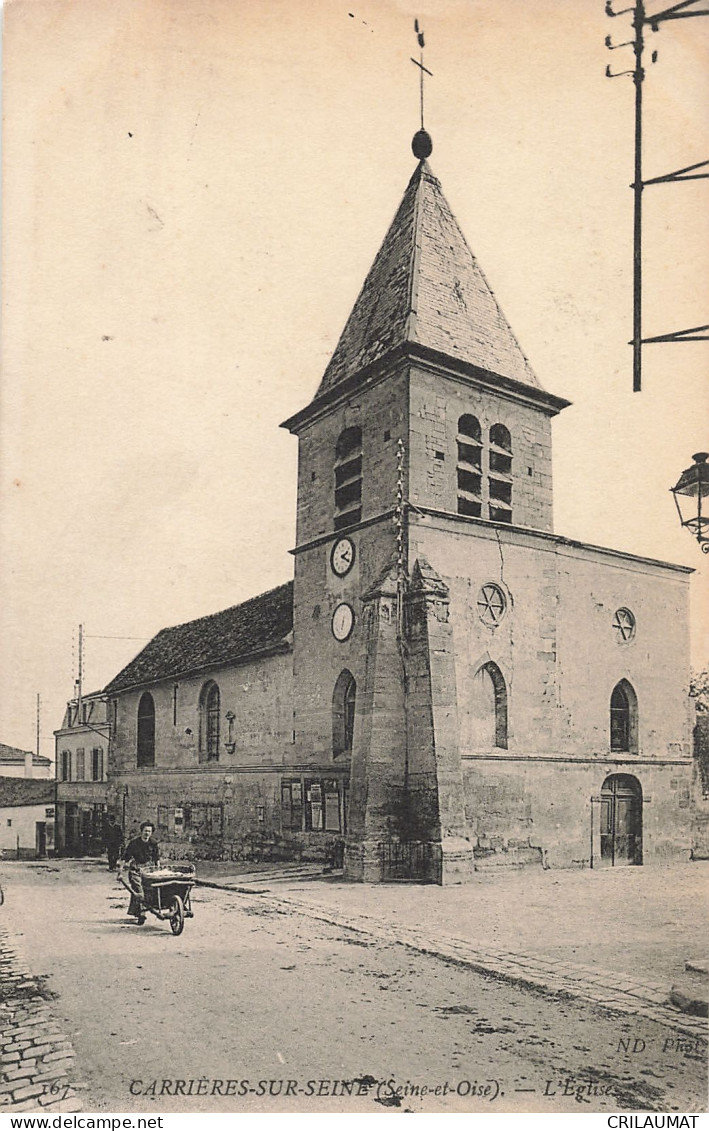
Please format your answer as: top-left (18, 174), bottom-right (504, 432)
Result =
top-left (169, 895), bottom-right (184, 936)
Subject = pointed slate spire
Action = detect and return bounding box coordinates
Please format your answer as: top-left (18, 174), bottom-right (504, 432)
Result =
top-left (316, 160), bottom-right (542, 398)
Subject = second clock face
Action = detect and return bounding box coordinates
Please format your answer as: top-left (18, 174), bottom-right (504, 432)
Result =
top-left (331, 602), bottom-right (355, 642)
top-left (331, 537), bottom-right (355, 577)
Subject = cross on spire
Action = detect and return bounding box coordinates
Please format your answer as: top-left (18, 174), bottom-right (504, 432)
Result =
top-left (411, 19), bottom-right (433, 159)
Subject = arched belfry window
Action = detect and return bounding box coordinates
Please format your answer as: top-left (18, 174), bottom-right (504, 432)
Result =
top-left (333, 670), bottom-right (356, 758)
top-left (457, 415), bottom-right (482, 517)
top-left (488, 424), bottom-right (512, 523)
top-left (200, 680), bottom-right (221, 762)
top-left (610, 679), bottom-right (638, 754)
top-left (472, 662), bottom-right (508, 749)
top-left (137, 692), bottom-right (155, 768)
top-left (334, 427), bottom-right (362, 530)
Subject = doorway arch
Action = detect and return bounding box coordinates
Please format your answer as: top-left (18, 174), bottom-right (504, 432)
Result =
top-left (600, 774), bottom-right (643, 866)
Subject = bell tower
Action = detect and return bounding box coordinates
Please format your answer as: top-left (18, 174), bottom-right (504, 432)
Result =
top-left (282, 129), bottom-right (570, 881)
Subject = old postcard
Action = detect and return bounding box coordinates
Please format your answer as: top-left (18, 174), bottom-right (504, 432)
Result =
top-left (1, 0), bottom-right (708, 1119)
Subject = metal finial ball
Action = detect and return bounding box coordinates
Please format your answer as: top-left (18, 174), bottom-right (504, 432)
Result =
top-left (412, 129), bottom-right (432, 160)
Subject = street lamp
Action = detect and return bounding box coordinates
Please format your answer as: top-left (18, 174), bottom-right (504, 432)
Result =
top-left (670, 452), bottom-right (709, 553)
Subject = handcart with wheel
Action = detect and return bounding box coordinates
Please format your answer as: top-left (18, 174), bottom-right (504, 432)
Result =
top-left (119, 863), bottom-right (196, 935)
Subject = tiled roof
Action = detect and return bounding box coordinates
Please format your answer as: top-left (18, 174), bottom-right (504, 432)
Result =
top-left (0, 778), bottom-right (54, 808)
top-left (0, 744), bottom-right (51, 767)
top-left (316, 160), bottom-right (541, 397)
top-left (105, 581), bottom-right (293, 694)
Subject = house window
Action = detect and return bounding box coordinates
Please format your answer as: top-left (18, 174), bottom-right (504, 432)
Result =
top-left (199, 681), bottom-right (220, 762)
top-left (334, 426), bottom-right (362, 530)
top-left (488, 424), bottom-right (512, 523)
top-left (332, 670), bottom-right (356, 758)
top-left (75, 748), bottom-right (85, 781)
top-left (457, 415), bottom-right (482, 517)
top-left (472, 662), bottom-right (508, 749)
top-left (61, 750), bottom-right (71, 781)
top-left (610, 680), bottom-right (638, 753)
top-left (137, 692), bottom-right (156, 768)
top-left (92, 747), bottom-right (104, 781)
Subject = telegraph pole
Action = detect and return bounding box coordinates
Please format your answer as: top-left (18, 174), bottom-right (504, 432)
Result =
top-left (606, 0), bottom-right (709, 392)
top-left (76, 623), bottom-right (84, 720)
top-left (632, 0), bottom-right (645, 392)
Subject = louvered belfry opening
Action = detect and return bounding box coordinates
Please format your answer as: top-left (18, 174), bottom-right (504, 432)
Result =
top-left (456, 414), bottom-right (482, 517)
top-left (334, 426), bottom-right (362, 530)
top-left (488, 423), bottom-right (513, 523)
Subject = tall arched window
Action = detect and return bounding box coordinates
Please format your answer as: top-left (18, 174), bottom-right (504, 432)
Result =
top-left (472, 662), bottom-right (508, 749)
top-left (457, 414), bottom-right (482, 517)
top-left (200, 680), bottom-right (221, 762)
top-left (610, 679), bottom-right (638, 753)
top-left (333, 669), bottom-right (356, 758)
top-left (137, 692), bottom-right (155, 768)
top-left (488, 424), bottom-right (512, 523)
top-left (334, 427), bottom-right (362, 530)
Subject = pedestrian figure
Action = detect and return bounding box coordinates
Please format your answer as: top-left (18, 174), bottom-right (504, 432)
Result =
top-left (121, 820), bottom-right (159, 923)
top-left (104, 814), bottom-right (123, 871)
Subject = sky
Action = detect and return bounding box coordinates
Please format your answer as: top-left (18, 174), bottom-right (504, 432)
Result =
top-left (2, 0), bottom-right (708, 761)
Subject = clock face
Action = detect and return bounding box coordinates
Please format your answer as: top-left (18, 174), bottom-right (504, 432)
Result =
top-left (331, 537), bottom-right (355, 577)
top-left (331, 602), bottom-right (355, 642)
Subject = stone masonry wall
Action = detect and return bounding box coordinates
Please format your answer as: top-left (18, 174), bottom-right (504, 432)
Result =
top-left (294, 368), bottom-right (408, 547)
top-left (111, 650), bottom-right (294, 775)
top-left (410, 516), bottom-right (693, 867)
top-left (462, 759), bottom-right (693, 867)
top-left (291, 369), bottom-right (408, 765)
top-left (408, 366), bottom-right (555, 532)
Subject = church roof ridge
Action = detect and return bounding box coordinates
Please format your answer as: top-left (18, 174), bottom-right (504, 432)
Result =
top-left (313, 158), bottom-right (543, 401)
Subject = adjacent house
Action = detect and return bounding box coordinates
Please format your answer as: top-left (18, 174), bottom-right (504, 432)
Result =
top-left (0, 743), bottom-right (52, 780)
top-left (0, 778), bottom-right (55, 858)
top-left (54, 691), bottom-right (110, 855)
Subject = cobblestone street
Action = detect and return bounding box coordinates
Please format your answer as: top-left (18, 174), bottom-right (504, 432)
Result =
top-left (0, 923), bottom-right (81, 1113)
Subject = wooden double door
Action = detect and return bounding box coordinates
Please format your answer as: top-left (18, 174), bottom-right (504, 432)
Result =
top-left (600, 774), bottom-right (643, 866)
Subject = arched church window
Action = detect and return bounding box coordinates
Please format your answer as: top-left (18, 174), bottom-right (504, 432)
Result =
top-left (457, 415), bottom-right (482, 517)
top-left (200, 680), bottom-right (221, 762)
top-left (488, 424), bottom-right (512, 523)
top-left (333, 670), bottom-right (356, 758)
top-left (137, 692), bottom-right (155, 768)
top-left (610, 680), bottom-right (638, 754)
top-left (334, 427), bottom-right (362, 530)
top-left (472, 662), bottom-right (508, 749)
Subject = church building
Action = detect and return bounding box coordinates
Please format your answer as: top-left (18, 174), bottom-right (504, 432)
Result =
top-left (105, 130), bottom-right (694, 881)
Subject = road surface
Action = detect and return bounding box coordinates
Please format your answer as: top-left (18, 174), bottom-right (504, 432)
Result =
top-left (0, 859), bottom-right (705, 1114)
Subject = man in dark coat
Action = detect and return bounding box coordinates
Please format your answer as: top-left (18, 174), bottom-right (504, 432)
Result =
top-left (104, 814), bottom-right (123, 871)
top-left (121, 820), bottom-right (159, 922)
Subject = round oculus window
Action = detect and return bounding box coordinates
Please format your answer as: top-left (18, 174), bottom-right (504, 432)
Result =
top-left (477, 583), bottom-right (507, 627)
top-left (613, 607), bottom-right (636, 642)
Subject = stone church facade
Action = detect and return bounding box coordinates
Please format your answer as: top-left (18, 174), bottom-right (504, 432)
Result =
top-left (105, 152), bottom-right (694, 880)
